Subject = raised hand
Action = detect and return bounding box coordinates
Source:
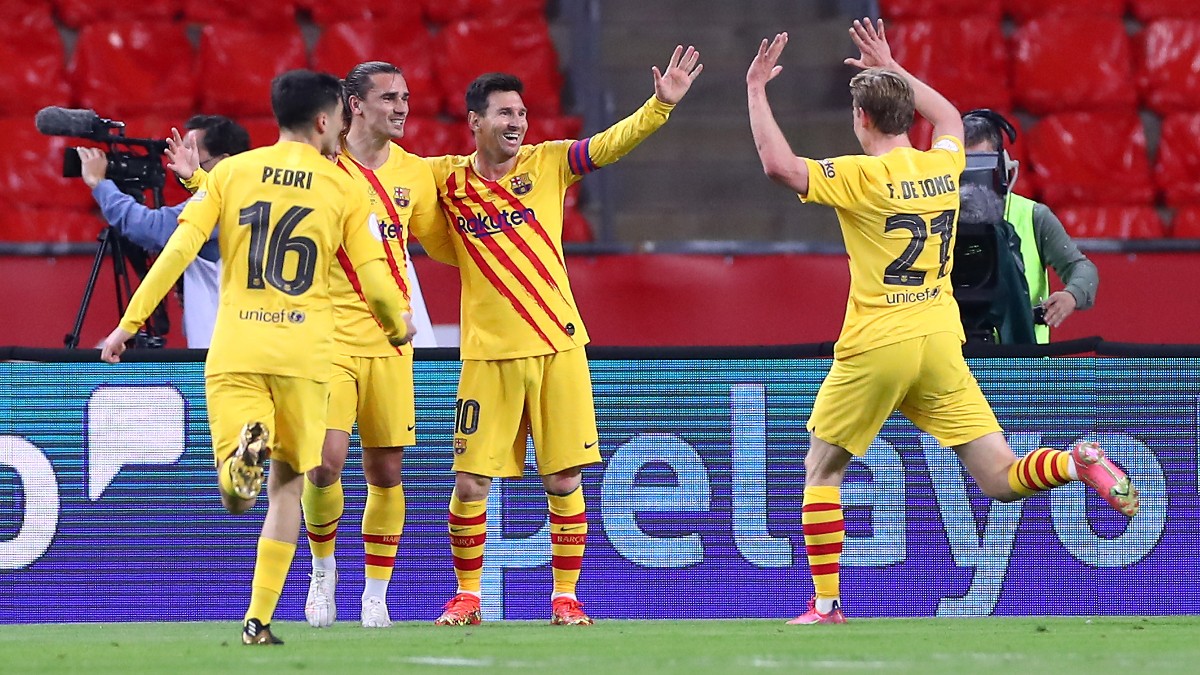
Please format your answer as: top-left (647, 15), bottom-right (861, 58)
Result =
top-left (653, 45), bottom-right (704, 105)
top-left (165, 127), bottom-right (200, 180)
top-left (844, 18), bottom-right (896, 71)
top-left (747, 33), bottom-right (788, 89)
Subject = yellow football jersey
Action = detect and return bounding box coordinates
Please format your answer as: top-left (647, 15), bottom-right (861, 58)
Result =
top-left (330, 144), bottom-right (449, 357)
top-left (119, 141), bottom-right (384, 381)
top-left (426, 96), bottom-right (675, 360)
top-left (802, 135), bottom-right (967, 358)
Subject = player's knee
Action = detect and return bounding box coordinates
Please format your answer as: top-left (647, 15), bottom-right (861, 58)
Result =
top-left (542, 470), bottom-right (582, 496)
top-left (454, 472), bottom-right (491, 502)
top-left (307, 463), bottom-right (342, 487)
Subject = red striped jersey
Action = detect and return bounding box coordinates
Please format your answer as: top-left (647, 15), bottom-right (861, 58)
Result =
top-left (427, 96), bottom-right (676, 360)
top-left (331, 144), bottom-right (445, 357)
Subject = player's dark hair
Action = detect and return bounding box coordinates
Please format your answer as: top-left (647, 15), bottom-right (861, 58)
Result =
top-left (963, 115), bottom-right (1004, 151)
top-left (342, 61), bottom-right (404, 132)
top-left (466, 73), bottom-right (524, 116)
top-left (184, 115), bottom-right (251, 156)
top-left (849, 68), bottom-right (915, 136)
top-left (271, 69), bottom-right (344, 132)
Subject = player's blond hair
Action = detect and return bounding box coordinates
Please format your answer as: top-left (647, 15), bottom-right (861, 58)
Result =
top-left (849, 68), bottom-right (914, 136)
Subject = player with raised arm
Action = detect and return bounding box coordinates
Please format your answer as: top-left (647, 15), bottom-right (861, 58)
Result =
top-left (301, 61), bottom-right (457, 630)
top-left (745, 20), bottom-right (1138, 625)
top-left (100, 69), bottom-right (415, 645)
top-left (425, 46), bottom-right (702, 627)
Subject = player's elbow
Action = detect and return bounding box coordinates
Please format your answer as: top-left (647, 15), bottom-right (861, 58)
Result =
top-left (762, 161), bottom-right (808, 194)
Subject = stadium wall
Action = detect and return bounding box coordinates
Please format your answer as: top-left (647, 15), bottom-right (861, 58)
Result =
top-left (2, 251), bottom-right (1198, 348)
top-left (1, 351), bottom-right (1196, 622)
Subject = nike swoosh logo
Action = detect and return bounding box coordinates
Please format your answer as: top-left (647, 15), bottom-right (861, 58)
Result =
top-left (407, 424), bottom-right (416, 431)
top-left (584, 441), bottom-right (598, 449)
top-left (560, 525), bottom-right (586, 532)
top-left (449, 526), bottom-right (471, 534)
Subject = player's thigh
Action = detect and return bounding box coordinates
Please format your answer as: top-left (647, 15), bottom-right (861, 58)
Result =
top-left (267, 375), bottom-right (330, 474)
top-left (806, 340), bottom-right (920, 456)
top-left (527, 347), bottom-right (600, 475)
top-left (325, 353), bottom-right (358, 436)
top-left (453, 358), bottom-right (529, 478)
top-left (205, 372), bottom-right (274, 466)
top-left (356, 354), bottom-right (416, 449)
top-left (899, 331), bottom-right (1002, 447)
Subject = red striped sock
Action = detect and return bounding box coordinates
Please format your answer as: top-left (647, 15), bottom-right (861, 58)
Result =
top-left (302, 478), bottom-right (343, 562)
top-left (548, 487), bottom-right (587, 597)
top-left (802, 485), bottom-right (843, 601)
top-left (363, 483), bottom-right (404, 596)
top-left (448, 492), bottom-right (486, 594)
top-left (1007, 447), bottom-right (1074, 496)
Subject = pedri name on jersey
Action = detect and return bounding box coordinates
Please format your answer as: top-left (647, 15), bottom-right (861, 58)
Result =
top-left (262, 166), bottom-right (313, 190)
top-left (455, 207), bottom-right (538, 238)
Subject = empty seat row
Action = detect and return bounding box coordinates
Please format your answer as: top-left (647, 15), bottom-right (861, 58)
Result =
top-left (891, 16), bottom-right (1200, 115)
top-left (882, 0), bottom-right (1200, 20)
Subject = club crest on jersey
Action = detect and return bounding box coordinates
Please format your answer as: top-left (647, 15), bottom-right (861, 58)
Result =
top-left (510, 173), bottom-right (533, 195)
top-left (453, 438), bottom-right (467, 455)
top-left (393, 186), bottom-right (410, 207)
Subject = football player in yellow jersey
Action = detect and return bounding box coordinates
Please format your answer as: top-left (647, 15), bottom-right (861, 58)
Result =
top-left (746, 19), bottom-right (1139, 625)
top-left (301, 61), bottom-right (457, 630)
top-left (424, 48), bottom-right (703, 627)
top-left (100, 70), bottom-right (416, 645)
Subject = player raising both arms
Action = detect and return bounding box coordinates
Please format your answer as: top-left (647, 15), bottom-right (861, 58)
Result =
top-left (745, 20), bottom-right (1138, 625)
top-left (425, 46), bottom-right (702, 626)
top-left (302, 60), bottom-right (456, 630)
top-left (101, 69), bottom-right (415, 645)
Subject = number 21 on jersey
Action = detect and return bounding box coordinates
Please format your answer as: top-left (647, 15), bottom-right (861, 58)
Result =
top-left (883, 209), bottom-right (954, 287)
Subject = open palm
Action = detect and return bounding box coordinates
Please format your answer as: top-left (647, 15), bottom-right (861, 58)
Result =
top-left (844, 18), bottom-right (895, 70)
top-left (653, 45), bottom-right (703, 105)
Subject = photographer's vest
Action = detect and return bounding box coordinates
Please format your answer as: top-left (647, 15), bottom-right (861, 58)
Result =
top-left (1004, 193), bottom-right (1050, 343)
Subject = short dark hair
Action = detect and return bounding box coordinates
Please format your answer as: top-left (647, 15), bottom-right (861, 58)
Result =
top-left (342, 61), bottom-right (403, 131)
top-left (465, 73), bottom-right (524, 116)
top-left (963, 115), bottom-right (1004, 151)
top-left (848, 68), bottom-right (914, 136)
top-left (271, 69), bottom-right (343, 132)
top-left (184, 115), bottom-right (251, 156)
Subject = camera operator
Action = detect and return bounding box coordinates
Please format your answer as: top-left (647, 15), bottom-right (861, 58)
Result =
top-left (963, 111), bottom-right (1098, 342)
top-left (77, 115), bottom-right (251, 348)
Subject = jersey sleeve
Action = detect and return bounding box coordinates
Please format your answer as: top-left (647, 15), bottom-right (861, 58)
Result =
top-left (117, 167), bottom-right (222, 334)
top-left (560, 96), bottom-right (675, 184)
top-left (927, 135), bottom-right (967, 174)
top-left (408, 161), bottom-right (458, 266)
top-left (180, 166), bottom-right (208, 194)
top-left (800, 155), bottom-right (871, 208)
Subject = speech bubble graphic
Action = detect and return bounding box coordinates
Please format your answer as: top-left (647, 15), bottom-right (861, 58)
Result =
top-left (86, 386), bottom-right (186, 500)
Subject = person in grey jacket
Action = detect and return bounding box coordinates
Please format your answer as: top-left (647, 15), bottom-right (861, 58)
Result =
top-left (963, 112), bottom-right (1098, 343)
top-left (77, 115), bottom-right (250, 347)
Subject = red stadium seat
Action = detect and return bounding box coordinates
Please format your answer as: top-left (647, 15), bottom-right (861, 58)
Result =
top-left (71, 21), bottom-right (196, 118)
top-left (420, 0), bottom-right (546, 25)
top-left (0, 206), bottom-right (104, 243)
top-left (1131, 0), bottom-right (1200, 20)
top-left (1011, 17), bottom-right (1137, 115)
top-left (2, 0), bottom-right (53, 23)
top-left (891, 18), bottom-right (1010, 113)
top-left (395, 117), bottom-right (473, 157)
top-left (435, 17), bottom-right (563, 117)
top-left (236, 117), bottom-right (282, 149)
top-left (1055, 206), bottom-right (1165, 239)
top-left (1137, 20), bottom-right (1200, 114)
top-left (1171, 206), bottom-right (1200, 237)
top-left (0, 117), bottom-right (101, 211)
top-left (562, 184), bottom-right (593, 243)
top-left (53, 0), bottom-right (179, 28)
top-left (882, 0), bottom-right (1001, 18)
top-left (185, 0), bottom-right (294, 24)
top-left (301, 0), bottom-right (422, 25)
top-left (312, 21), bottom-right (438, 117)
top-left (197, 23), bottom-right (307, 118)
top-left (525, 116), bottom-right (584, 145)
top-left (1004, 0), bottom-right (1127, 21)
top-left (1027, 112), bottom-right (1153, 206)
top-left (1154, 113), bottom-right (1200, 207)
top-left (0, 9), bottom-right (69, 115)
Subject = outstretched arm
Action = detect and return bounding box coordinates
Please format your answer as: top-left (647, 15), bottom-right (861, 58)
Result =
top-left (569, 45), bottom-right (703, 174)
top-left (845, 18), bottom-right (962, 142)
top-left (746, 33), bottom-right (810, 195)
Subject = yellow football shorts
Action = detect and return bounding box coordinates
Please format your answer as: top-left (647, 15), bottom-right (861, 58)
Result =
top-left (452, 346), bottom-right (601, 478)
top-left (806, 331), bottom-right (1002, 456)
top-left (206, 372), bottom-right (327, 474)
top-left (326, 353), bottom-right (416, 449)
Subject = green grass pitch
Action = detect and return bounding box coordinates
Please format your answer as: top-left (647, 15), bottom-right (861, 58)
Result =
top-left (2, 616), bottom-right (1197, 674)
